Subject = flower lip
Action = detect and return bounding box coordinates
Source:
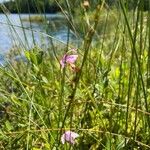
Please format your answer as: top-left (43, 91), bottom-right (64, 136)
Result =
top-left (61, 131), bottom-right (79, 145)
top-left (60, 54), bottom-right (78, 69)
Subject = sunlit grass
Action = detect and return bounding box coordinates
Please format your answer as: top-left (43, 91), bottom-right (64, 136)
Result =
top-left (0, 0), bottom-right (150, 149)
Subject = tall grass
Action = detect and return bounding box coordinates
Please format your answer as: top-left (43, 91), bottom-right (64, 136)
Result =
top-left (0, 0), bottom-right (150, 149)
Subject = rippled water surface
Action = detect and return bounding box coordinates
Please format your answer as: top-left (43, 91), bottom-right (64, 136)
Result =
top-left (0, 14), bottom-right (77, 62)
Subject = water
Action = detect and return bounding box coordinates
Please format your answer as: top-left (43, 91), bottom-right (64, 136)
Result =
top-left (0, 14), bottom-right (77, 61)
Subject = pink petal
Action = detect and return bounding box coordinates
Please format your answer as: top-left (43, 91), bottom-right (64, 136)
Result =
top-left (60, 59), bottom-right (65, 68)
top-left (61, 134), bottom-right (65, 144)
top-left (66, 55), bottom-right (78, 64)
top-left (60, 54), bottom-right (67, 68)
top-left (71, 132), bottom-right (79, 138)
top-left (61, 131), bottom-right (79, 145)
top-left (60, 54), bottom-right (78, 69)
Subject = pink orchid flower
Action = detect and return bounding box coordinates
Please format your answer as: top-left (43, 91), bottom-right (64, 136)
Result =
top-left (60, 54), bottom-right (78, 69)
top-left (61, 131), bottom-right (79, 145)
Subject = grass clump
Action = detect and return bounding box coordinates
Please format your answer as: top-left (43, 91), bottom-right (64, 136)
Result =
top-left (0, 0), bottom-right (150, 149)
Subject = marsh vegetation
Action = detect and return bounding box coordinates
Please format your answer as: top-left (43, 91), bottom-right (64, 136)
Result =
top-left (0, 0), bottom-right (150, 149)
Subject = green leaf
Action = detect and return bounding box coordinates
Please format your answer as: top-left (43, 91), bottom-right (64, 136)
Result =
top-left (5, 120), bottom-right (13, 131)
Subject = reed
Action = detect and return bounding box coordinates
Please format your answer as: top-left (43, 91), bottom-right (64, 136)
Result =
top-left (0, 0), bottom-right (150, 149)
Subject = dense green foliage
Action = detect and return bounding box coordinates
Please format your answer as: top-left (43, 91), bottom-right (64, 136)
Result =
top-left (0, 0), bottom-right (60, 13)
top-left (0, 0), bottom-right (149, 13)
top-left (0, 0), bottom-right (150, 149)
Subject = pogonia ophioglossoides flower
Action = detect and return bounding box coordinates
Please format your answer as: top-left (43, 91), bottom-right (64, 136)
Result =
top-left (61, 131), bottom-right (79, 145)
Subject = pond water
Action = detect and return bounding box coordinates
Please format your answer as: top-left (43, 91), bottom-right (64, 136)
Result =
top-left (0, 14), bottom-right (78, 62)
